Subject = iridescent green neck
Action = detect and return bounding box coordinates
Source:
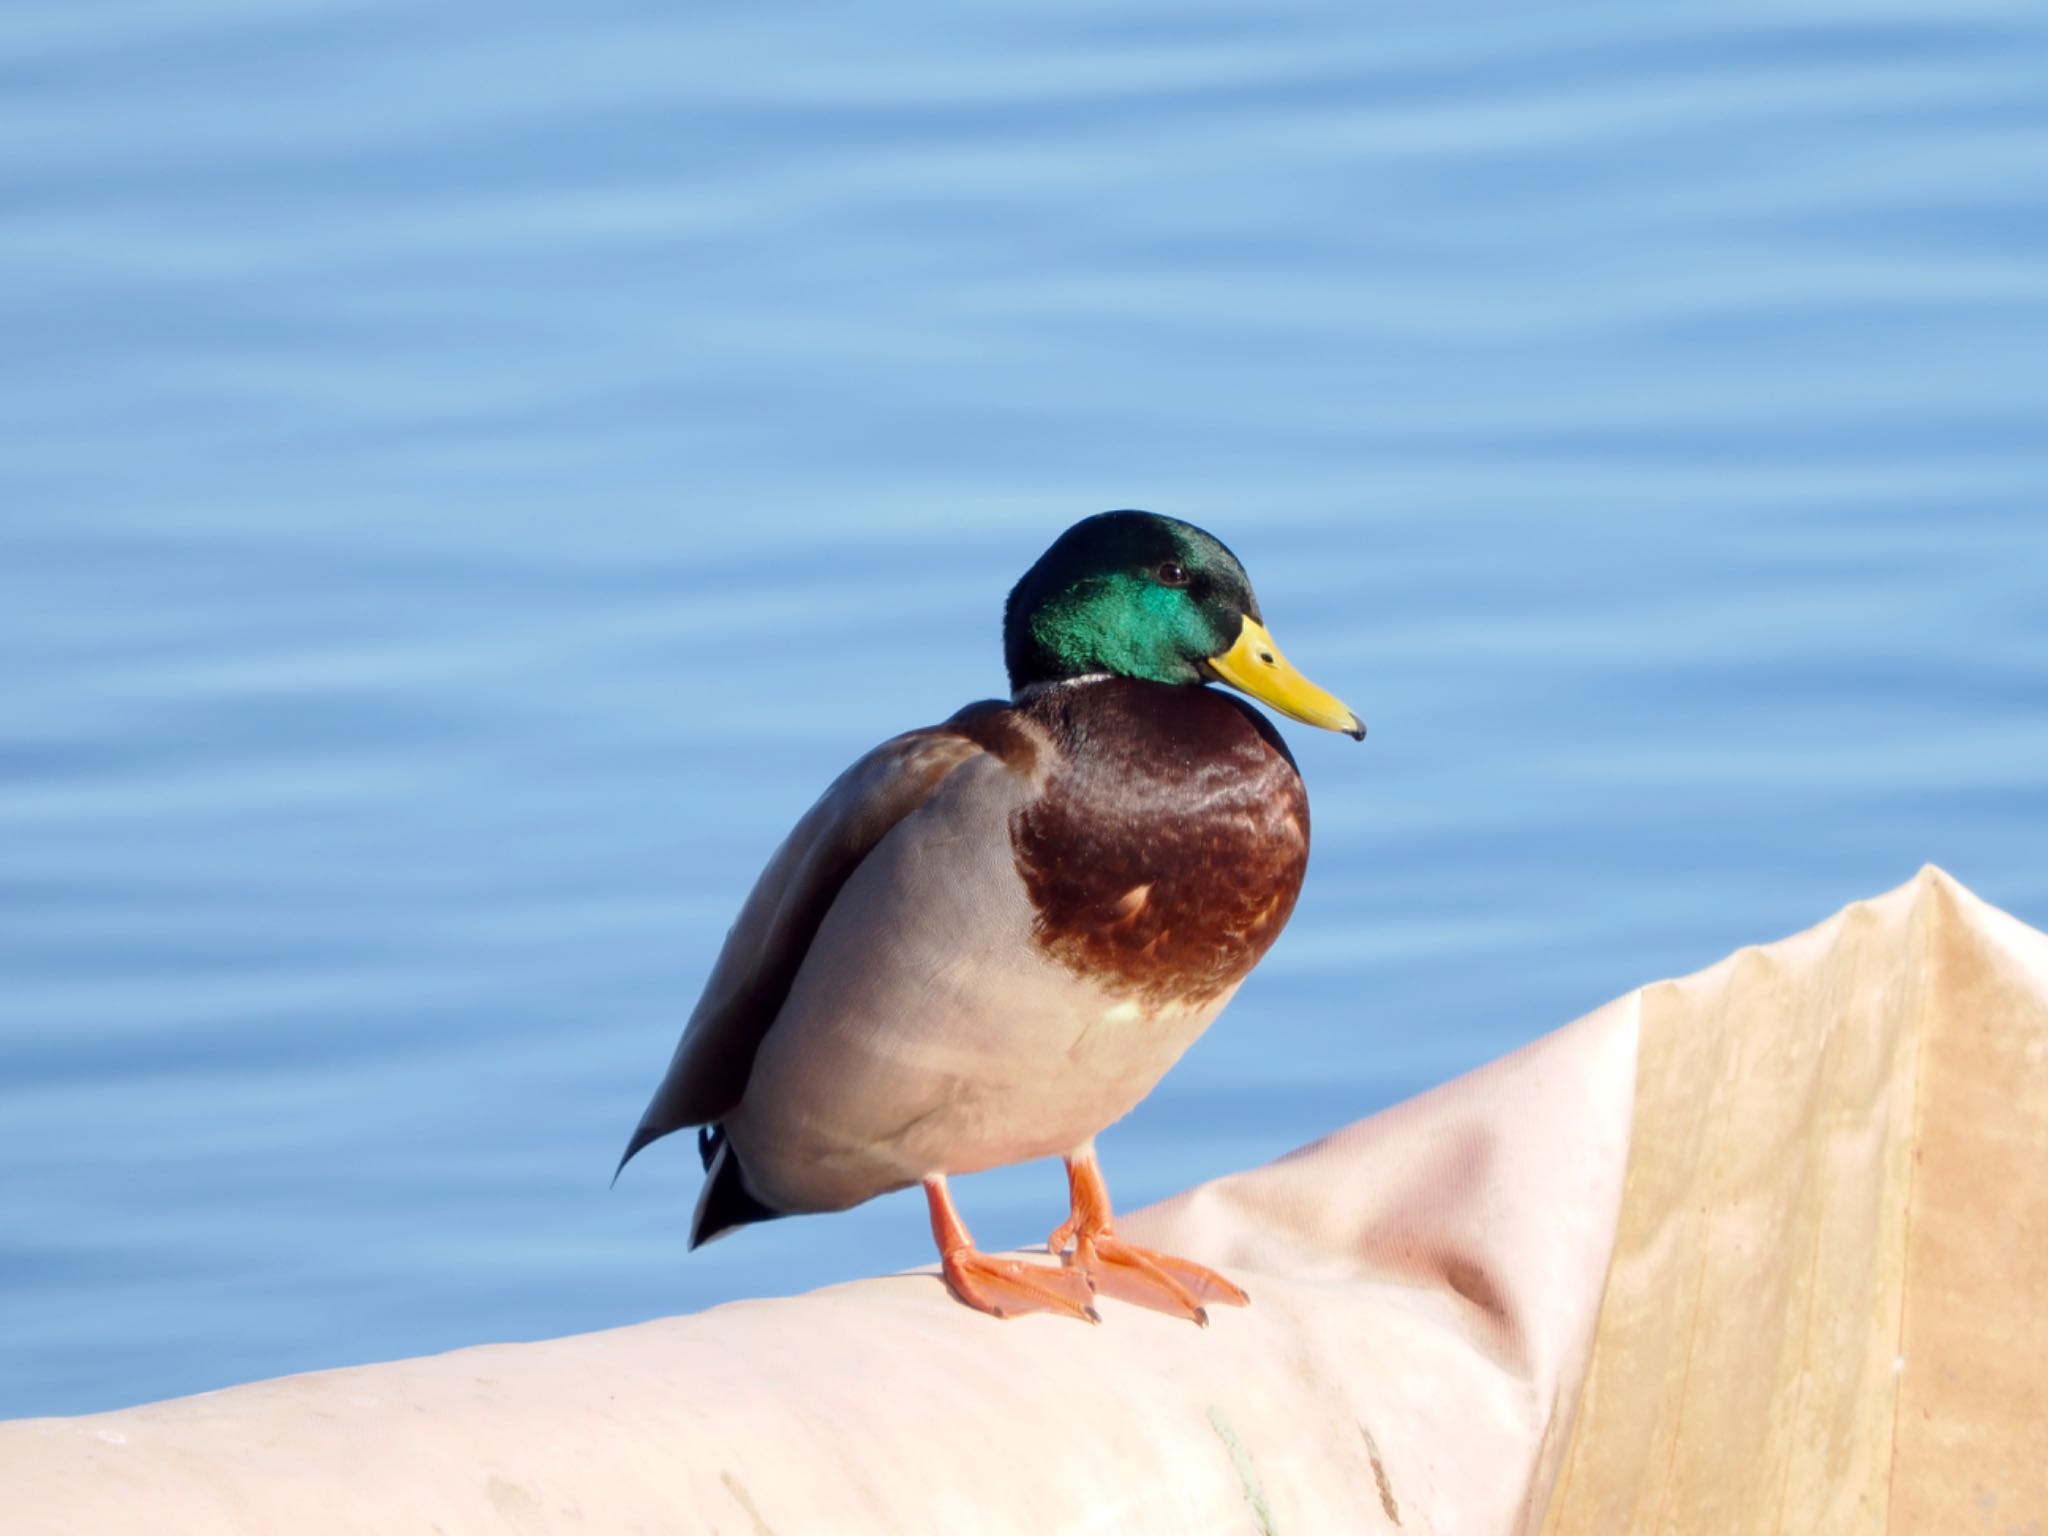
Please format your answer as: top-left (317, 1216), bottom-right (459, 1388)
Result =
top-left (1027, 574), bottom-right (1209, 686)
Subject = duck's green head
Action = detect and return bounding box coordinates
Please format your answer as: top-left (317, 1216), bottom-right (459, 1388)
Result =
top-left (1003, 510), bottom-right (1364, 739)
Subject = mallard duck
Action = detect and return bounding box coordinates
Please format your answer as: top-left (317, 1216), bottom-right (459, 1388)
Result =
top-left (618, 510), bottom-right (1362, 1324)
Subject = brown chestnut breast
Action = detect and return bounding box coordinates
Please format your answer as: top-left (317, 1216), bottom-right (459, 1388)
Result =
top-left (1004, 678), bottom-right (1309, 1009)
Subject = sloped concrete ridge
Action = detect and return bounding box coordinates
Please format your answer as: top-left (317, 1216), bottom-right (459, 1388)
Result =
top-left (1540, 867), bottom-right (2048, 1535)
top-left (4, 867), bottom-right (2041, 1535)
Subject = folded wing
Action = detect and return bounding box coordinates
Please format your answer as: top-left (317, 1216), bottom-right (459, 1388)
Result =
top-left (616, 716), bottom-right (999, 1176)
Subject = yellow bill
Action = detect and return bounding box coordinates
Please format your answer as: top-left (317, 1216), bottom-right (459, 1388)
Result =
top-left (1206, 616), bottom-right (1365, 740)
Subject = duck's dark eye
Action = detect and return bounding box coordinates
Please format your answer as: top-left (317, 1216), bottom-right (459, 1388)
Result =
top-left (1155, 561), bottom-right (1188, 588)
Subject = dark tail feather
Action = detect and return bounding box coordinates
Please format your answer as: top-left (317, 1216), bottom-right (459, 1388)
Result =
top-left (689, 1132), bottom-right (784, 1249)
top-left (611, 1121), bottom-right (673, 1187)
top-left (611, 1119), bottom-right (722, 1188)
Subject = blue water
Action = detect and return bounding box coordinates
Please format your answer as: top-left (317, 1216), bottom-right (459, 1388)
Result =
top-left (4, 0), bottom-right (2046, 1419)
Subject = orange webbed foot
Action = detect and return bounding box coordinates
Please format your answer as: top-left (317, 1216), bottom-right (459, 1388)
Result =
top-left (925, 1174), bottom-right (1099, 1323)
top-left (1071, 1234), bottom-right (1248, 1326)
top-left (1052, 1147), bottom-right (1250, 1326)
top-left (943, 1246), bottom-right (1100, 1323)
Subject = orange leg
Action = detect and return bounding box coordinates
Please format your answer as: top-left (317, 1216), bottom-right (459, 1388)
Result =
top-left (925, 1175), bottom-right (1098, 1323)
top-left (1046, 1147), bottom-right (1250, 1326)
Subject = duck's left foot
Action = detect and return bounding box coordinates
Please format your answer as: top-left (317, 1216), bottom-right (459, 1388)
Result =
top-left (1070, 1234), bottom-right (1249, 1326)
top-left (1049, 1147), bottom-right (1250, 1325)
